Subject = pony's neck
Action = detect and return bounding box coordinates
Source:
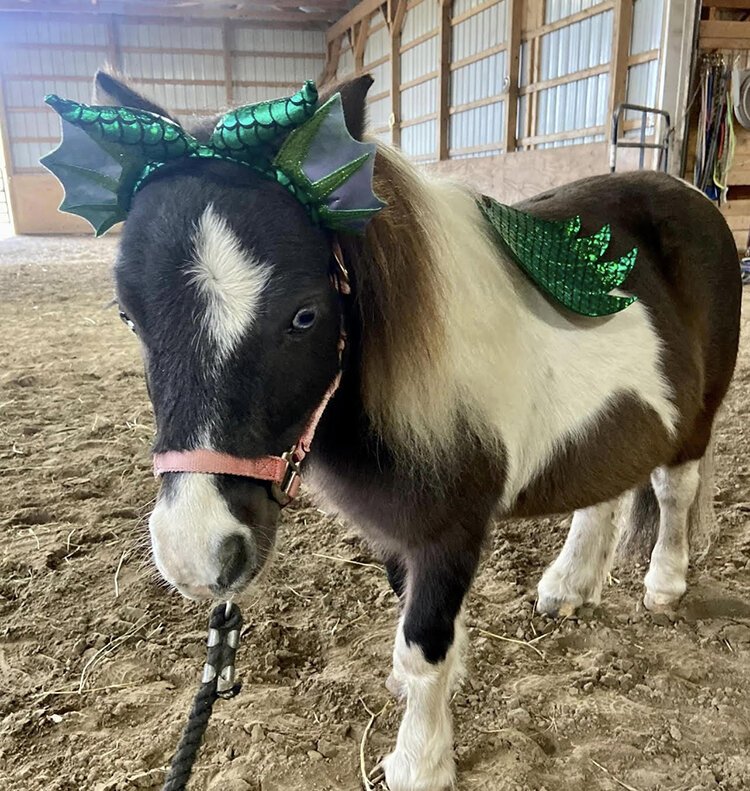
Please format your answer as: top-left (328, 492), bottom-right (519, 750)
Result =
top-left (346, 144), bottom-right (521, 460)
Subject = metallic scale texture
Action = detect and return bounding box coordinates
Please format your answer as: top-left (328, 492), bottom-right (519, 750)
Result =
top-left (478, 196), bottom-right (638, 317)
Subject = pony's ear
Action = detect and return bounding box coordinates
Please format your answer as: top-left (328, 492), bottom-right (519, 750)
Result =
top-left (321, 75), bottom-right (373, 141)
top-left (93, 70), bottom-right (177, 121)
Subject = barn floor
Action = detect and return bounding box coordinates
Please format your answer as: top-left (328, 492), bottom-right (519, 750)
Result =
top-left (0, 234), bottom-right (749, 791)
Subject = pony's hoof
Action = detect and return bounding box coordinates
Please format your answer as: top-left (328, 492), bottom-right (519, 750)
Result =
top-left (643, 590), bottom-right (681, 613)
top-left (536, 594), bottom-right (580, 618)
top-left (537, 570), bottom-right (585, 617)
top-left (381, 749), bottom-right (455, 791)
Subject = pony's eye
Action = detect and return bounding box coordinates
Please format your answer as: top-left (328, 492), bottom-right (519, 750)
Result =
top-left (291, 307), bottom-right (317, 332)
top-left (119, 310), bottom-right (136, 334)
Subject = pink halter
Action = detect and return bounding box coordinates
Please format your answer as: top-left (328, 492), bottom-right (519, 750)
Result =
top-left (152, 240), bottom-right (350, 507)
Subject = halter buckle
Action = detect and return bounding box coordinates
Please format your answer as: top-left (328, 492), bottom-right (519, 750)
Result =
top-left (271, 446), bottom-right (301, 507)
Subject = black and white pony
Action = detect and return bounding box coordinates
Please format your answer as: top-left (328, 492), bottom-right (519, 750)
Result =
top-left (101, 72), bottom-right (741, 791)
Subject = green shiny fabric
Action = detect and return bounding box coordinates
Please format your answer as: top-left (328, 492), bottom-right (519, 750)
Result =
top-left (478, 196), bottom-right (638, 317)
top-left (41, 82), bottom-right (383, 236)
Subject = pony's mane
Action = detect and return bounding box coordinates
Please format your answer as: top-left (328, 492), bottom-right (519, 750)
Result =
top-left (351, 143), bottom-right (510, 460)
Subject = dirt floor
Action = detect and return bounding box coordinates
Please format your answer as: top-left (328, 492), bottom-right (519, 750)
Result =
top-left (0, 234), bottom-right (748, 791)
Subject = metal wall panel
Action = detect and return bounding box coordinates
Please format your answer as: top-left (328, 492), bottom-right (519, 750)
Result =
top-left (539, 10), bottom-right (612, 80)
top-left (630, 0), bottom-right (664, 54)
top-left (234, 28), bottom-right (324, 52)
top-left (0, 16), bottom-right (107, 46)
top-left (365, 20), bottom-right (390, 63)
top-left (232, 55), bottom-right (324, 85)
top-left (119, 23), bottom-right (222, 49)
top-left (401, 119), bottom-right (437, 158)
top-left (0, 12), bottom-right (328, 173)
top-left (452, 1), bottom-right (507, 62)
top-left (536, 72), bottom-right (609, 136)
top-left (545, 0), bottom-right (604, 25)
top-left (401, 78), bottom-right (438, 121)
top-left (449, 101), bottom-right (505, 154)
top-left (336, 42), bottom-right (355, 79)
top-left (369, 95), bottom-right (392, 130)
top-left (402, 0), bottom-right (439, 45)
top-left (400, 36), bottom-right (438, 83)
top-left (369, 60), bottom-right (391, 94)
top-left (451, 52), bottom-right (506, 106)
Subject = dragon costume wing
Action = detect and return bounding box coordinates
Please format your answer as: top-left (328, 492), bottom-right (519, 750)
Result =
top-left (41, 95), bottom-right (198, 236)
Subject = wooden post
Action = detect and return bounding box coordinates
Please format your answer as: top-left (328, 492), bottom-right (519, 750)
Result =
top-left (106, 14), bottom-right (122, 71)
top-left (526, 0), bottom-right (544, 151)
top-left (222, 20), bottom-right (234, 106)
top-left (437, 0), bottom-right (453, 160)
top-left (323, 35), bottom-right (343, 85)
top-left (0, 76), bottom-right (17, 235)
top-left (608, 0), bottom-right (634, 138)
top-left (354, 18), bottom-right (369, 75)
top-left (504, 0), bottom-right (522, 153)
top-left (389, 0), bottom-right (407, 147)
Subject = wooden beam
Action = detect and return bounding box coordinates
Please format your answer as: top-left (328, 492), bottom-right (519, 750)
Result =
top-left (437, 0), bottom-right (452, 160)
top-left (327, 0), bottom-right (387, 41)
top-left (322, 35), bottom-right (343, 85)
top-left (503, 0), bottom-right (522, 153)
top-left (106, 15), bottom-right (122, 71)
top-left (389, 0), bottom-right (407, 147)
top-left (353, 17), bottom-right (369, 74)
top-left (608, 0), bottom-right (634, 139)
top-left (0, 76), bottom-right (18, 233)
top-left (0, 2), bottom-right (340, 24)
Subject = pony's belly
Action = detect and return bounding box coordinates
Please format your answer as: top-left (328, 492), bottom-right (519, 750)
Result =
top-left (507, 393), bottom-right (674, 518)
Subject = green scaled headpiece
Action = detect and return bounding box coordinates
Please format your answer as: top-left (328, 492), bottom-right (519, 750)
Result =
top-left (41, 81), bottom-right (385, 236)
top-left (478, 197), bottom-right (638, 317)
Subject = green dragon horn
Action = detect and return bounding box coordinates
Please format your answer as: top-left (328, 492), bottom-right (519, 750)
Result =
top-left (43, 95), bottom-right (198, 161)
top-left (210, 80), bottom-right (318, 156)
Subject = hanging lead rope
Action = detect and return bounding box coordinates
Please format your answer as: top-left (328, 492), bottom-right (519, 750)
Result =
top-left (162, 602), bottom-right (243, 791)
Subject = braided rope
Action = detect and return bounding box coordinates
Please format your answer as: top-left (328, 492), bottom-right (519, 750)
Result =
top-left (161, 603), bottom-right (243, 791)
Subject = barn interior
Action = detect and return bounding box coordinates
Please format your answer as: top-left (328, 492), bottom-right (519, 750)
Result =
top-left (0, 2), bottom-right (749, 790)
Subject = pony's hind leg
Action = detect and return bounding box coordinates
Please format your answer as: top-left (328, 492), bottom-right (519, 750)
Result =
top-left (537, 499), bottom-right (619, 616)
top-left (381, 542), bottom-right (480, 791)
top-left (643, 460), bottom-right (700, 611)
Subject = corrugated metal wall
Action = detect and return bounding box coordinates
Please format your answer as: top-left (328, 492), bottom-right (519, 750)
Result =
top-left (0, 12), bottom-right (325, 174)
top-left (327, 0), bottom-right (668, 160)
top-left (364, 14), bottom-right (391, 144)
top-left (450, 0), bottom-right (507, 159)
top-left (625, 0), bottom-right (665, 134)
top-left (400, 0), bottom-right (440, 162)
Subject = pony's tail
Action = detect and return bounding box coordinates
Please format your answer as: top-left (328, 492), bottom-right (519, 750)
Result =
top-left (617, 429), bottom-right (718, 562)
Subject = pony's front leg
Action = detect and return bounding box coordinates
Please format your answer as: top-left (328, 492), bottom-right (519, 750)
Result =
top-left (382, 545), bottom-right (478, 791)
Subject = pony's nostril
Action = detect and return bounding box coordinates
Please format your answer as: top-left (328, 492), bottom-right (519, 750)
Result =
top-left (215, 533), bottom-right (251, 590)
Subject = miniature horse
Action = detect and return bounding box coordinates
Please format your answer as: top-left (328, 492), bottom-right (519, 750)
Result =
top-left (101, 72), bottom-right (741, 791)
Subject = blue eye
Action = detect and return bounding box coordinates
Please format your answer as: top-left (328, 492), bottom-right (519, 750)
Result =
top-left (291, 307), bottom-right (317, 331)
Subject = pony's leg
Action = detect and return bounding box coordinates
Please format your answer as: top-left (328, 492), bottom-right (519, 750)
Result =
top-left (644, 460), bottom-right (700, 611)
top-left (537, 499), bottom-right (619, 616)
top-left (384, 556), bottom-right (407, 697)
top-left (381, 545), bottom-right (478, 791)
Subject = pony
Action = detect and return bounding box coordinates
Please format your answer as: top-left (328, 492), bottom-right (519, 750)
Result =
top-left (99, 71), bottom-right (741, 791)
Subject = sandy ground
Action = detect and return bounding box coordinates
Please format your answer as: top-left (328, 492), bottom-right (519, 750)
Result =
top-left (0, 234), bottom-right (748, 791)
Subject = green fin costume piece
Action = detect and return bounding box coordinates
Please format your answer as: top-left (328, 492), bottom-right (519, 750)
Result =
top-left (41, 81), bottom-right (384, 236)
top-left (478, 197), bottom-right (638, 318)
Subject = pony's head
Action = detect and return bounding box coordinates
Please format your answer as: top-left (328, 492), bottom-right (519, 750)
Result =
top-left (101, 72), bottom-right (374, 600)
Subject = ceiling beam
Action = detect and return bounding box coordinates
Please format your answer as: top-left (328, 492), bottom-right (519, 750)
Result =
top-left (0, 0), bottom-right (346, 23)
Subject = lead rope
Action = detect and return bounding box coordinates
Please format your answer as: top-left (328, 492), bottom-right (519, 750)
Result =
top-left (162, 602), bottom-right (243, 791)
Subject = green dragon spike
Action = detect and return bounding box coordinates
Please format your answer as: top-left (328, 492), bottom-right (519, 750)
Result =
top-left (210, 81), bottom-right (318, 155)
top-left (41, 82), bottom-right (384, 237)
top-left (478, 197), bottom-right (638, 318)
top-left (274, 93), bottom-right (385, 232)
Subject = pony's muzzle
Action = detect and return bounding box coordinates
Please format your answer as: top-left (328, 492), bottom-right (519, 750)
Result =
top-left (148, 473), bottom-right (278, 600)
